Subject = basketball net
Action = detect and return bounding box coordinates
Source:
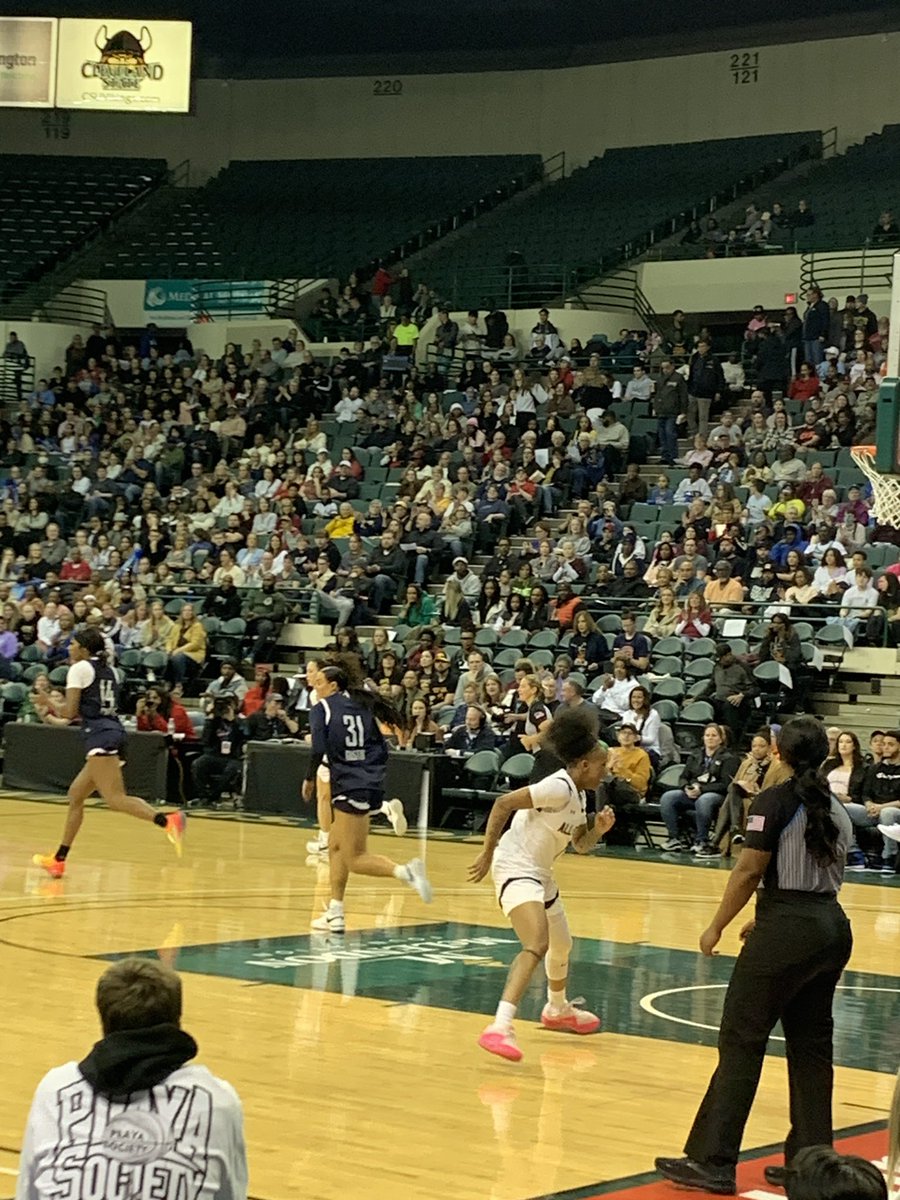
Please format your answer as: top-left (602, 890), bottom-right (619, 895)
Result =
top-left (851, 444), bottom-right (900, 528)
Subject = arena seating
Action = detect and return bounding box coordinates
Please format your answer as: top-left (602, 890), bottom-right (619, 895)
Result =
top-left (721, 124), bottom-right (900, 252)
top-left (82, 155), bottom-right (543, 280)
top-left (416, 132), bottom-right (820, 304)
top-left (0, 155), bottom-right (168, 297)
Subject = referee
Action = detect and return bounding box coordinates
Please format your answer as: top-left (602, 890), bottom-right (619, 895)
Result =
top-left (655, 716), bottom-right (853, 1195)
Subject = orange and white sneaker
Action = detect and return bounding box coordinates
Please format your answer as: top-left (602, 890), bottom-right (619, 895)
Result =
top-left (165, 812), bottom-right (186, 857)
top-left (32, 853), bottom-right (65, 879)
top-left (540, 999), bottom-right (601, 1035)
top-left (478, 1026), bottom-right (522, 1062)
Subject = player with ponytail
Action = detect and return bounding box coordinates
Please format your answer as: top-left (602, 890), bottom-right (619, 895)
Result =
top-left (32, 625), bottom-right (185, 877)
top-left (656, 716), bottom-right (854, 1195)
top-left (302, 656), bottom-right (431, 934)
top-left (469, 705), bottom-right (615, 1062)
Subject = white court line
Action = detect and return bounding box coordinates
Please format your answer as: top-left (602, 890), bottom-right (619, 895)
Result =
top-left (640, 982), bottom-right (900, 1041)
top-left (0, 1167), bottom-right (18, 1176)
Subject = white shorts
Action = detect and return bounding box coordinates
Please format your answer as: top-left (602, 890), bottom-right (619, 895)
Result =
top-left (316, 764), bottom-right (330, 784)
top-left (493, 868), bottom-right (559, 917)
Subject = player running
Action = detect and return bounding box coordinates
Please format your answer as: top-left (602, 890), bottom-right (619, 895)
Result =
top-left (468, 705), bottom-right (615, 1062)
top-left (302, 661), bottom-right (431, 933)
top-left (32, 626), bottom-right (185, 878)
top-left (304, 658), bottom-right (406, 860)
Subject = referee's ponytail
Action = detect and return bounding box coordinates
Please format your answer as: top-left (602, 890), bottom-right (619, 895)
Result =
top-left (776, 717), bottom-right (840, 866)
top-left (319, 656), bottom-right (408, 731)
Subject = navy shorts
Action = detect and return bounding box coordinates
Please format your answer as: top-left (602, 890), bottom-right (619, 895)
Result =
top-left (332, 790), bottom-right (384, 816)
top-left (83, 725), bottom-right (127, 759)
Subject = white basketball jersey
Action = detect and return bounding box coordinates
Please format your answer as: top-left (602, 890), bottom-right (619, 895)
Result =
top-left (493, 767), bottom-right (587, 877)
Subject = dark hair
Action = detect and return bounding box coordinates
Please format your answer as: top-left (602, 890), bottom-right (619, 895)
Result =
top-left (320, 659), bottom-right (407, 730)
top-left (777, 717), bottom-right (841, 865)
top-left (546, 705), bottom-right (602, 764)
top-left (73, 625), bottom-right (106, 662)
top-left (145, 682), bottom-right (173, 718)
top-left (785, 1146), bottom-right (887, 1200)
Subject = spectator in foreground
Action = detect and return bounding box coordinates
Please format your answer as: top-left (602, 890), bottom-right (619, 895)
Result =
top-left (15, 957), bottom-right (248, 1200)
top-left (784, 1146), bottom-right (886, 1200)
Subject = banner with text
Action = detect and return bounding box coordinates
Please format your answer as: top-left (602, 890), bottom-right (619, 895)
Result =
top-left (143, 279), bottom-right (197, 317)
top-left (56, 19), bottom-right (191, 112)
top-left (0, 17), bottom-right (57, 108)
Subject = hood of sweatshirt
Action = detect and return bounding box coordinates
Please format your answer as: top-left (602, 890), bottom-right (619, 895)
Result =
top-left (79, 1023), bottom-right (197, 1100)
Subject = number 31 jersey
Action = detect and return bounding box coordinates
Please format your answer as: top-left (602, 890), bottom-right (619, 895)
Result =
top-left (308, 691), bottom-right (388, 796)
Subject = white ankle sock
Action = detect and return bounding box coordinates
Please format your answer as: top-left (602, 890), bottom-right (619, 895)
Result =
top-left (493, 1000), bottom-right (516, 1031)
top-left (320, 830), bottom-right (330, 846)
top-left (547, 987), bottom-right (567, 1011)
top-left (328, 899), bottom-right (344, 914)
top-left (393, 863), bottom-right (412, 882)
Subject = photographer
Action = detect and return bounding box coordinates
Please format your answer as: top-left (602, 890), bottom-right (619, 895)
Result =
top-left (245, 692), bottom-right (300, 741)
top-left (191, 696), bottom-right (245, 807)
top-left (135, 684), bottom-right (196, 738)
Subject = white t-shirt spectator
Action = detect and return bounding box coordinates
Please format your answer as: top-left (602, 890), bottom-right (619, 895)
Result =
top-left (334, 394), bottom-right (364, 423)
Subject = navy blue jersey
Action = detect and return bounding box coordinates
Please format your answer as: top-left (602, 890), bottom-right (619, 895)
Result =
top-left (67, 657), bottom-right (124, 742)
top-left (309, 691), bottom-right (388, 796)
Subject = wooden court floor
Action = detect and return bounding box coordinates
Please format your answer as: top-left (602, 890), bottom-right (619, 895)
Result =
top-left (0, 793), bottom-right (898, 1200)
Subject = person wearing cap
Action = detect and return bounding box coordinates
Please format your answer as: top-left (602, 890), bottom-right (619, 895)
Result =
top-left (815, 344), bottom-right (843, 382)
top-left (704, 561), bottom-right (745, 611)
top-left (853, 293), bottom-right (878, 336)
top-left (202, 658), bottom-right (248, 706)
top-left (450, 555), bottom-right (482, 603)
top-left (701, 643), bottom-right (758, 743)
top-left (745, 305), bottom-right (768, 341)
top-left (607, 723), bottom-right (651, 799)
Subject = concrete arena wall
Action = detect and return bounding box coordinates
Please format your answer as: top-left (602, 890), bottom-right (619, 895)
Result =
top-left (2, 31), bottom-right (900, 179)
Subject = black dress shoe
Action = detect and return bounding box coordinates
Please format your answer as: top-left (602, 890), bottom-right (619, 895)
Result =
top-left (764, 1166), bottom-right (788, 1188)
top-left (654, 1156), bottom-right (736, 1195)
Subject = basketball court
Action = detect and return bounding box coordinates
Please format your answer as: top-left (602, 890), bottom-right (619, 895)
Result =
top-left (0, 794), bottom-right (896, 1200)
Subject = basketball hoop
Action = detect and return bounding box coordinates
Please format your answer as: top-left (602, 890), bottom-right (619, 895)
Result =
top-left (850, 444), bottom-right (900, 528)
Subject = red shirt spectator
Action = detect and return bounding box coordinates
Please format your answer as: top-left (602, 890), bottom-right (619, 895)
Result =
top-left (60, 556), bottom-right (91, 582)
top-left (137, 698), bottom-right (196, 738)
top-left (787, 365), bottom-right (820, 402)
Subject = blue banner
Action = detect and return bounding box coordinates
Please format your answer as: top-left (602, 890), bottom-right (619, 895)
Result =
top-left (143, 279), bottom-right (197, 316)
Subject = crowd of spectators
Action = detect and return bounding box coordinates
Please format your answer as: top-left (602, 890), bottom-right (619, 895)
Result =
top-left (0, 281), bottom-right (897, 870)
top-left (681, 197), bottom-right (816, 256)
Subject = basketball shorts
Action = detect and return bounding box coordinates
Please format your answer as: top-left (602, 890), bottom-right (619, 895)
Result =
top-left (493, 868), bottom-right (559, 917)
top-left (332, 789), bottom-right (384, 816)
top-left (84, 725), bottom-right (127, 759)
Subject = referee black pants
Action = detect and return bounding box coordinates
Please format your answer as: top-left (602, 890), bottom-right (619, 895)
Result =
top-left (685, 891), bottom-right (852, 1170)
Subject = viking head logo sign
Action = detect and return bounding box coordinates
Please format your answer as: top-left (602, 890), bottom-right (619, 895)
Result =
top-left (82, 26), bottom-right (164, 89)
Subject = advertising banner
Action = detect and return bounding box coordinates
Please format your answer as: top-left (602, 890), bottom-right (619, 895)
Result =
top-left (56, 19), bottom-right (191, 112)
top-left (0, 17), bottom-right (57, 108)
top-left (143, 279), bottom-right (197, 317)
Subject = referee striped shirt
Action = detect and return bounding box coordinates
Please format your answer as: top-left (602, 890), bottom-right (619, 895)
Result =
top-left (743, 781), bottom-right (852, 893)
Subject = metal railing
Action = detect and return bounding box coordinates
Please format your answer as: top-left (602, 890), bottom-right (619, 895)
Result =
top-left (0, 355), bottom-right (35, 406)
top-left (439, 132), bottom-right (825, 311)
top-left (24, 283), bottom-right (108, 326)
top-left (192, 279), bottom-right (273, 321)
top-left (0, 159), bottom-right (177, 322)
top-left (579, 597), bottom-right (891, 649)
top-left (799, 245), bottom-right (896, 296)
